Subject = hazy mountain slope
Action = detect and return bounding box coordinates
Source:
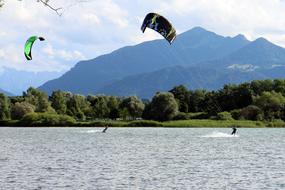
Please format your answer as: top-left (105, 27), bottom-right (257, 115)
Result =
top-left (0, 88), bottom-right (14, 96)
top-left (202, 37), bottom-right (285, 71)
top-left (97, 66), bottom-right (269, 98)
top-left (0, 68), bottom-right (62, 95)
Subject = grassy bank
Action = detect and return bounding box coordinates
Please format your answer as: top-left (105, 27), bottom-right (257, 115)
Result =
top-left (163, 120), bottom-right (265, 128)
top-left (1, 119), bottom-right (285, 128)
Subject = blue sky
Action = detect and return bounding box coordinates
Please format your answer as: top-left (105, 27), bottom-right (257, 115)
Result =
top-left (1, 0), bottom-right (285, 76)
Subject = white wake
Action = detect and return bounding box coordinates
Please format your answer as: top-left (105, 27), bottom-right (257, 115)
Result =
top-left (201, 131), bottom-right (239, 138)
top-left (80, 129), bottom-right (102, 134)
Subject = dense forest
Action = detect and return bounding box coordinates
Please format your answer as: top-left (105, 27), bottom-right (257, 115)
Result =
top-left (1, 79), bottom-right (285, 126)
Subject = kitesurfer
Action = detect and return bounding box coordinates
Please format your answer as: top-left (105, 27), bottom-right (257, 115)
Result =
top-left (102, 126), bottom-right (108, 133)
top-left (231, 127), bottom-right (237, 136)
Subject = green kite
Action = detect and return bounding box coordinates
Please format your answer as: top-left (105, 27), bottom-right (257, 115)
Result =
top-left (24, 36), bottom-right (45, 61)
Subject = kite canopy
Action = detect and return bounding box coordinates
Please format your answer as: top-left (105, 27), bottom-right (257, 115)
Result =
top-left (24, 36), bottom-right (45, 61)
top-left (141, 13), bottom-right (176, 44)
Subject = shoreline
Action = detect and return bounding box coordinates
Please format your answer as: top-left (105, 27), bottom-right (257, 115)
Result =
top-left (0, 119), bottom-right (284, 128)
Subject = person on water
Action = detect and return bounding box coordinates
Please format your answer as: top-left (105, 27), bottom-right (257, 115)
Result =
top-left (102, 126), bottom-right (108, 133)
top-left (231, 127), bottom-right (237, 136)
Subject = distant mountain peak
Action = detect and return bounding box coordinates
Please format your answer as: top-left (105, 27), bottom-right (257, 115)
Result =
top-left (233, 34), bottom-right (248, 41)
top-left (189, 26), bottom-right (209, 32)
top-left (178, 26), bottom-right (220, 39)
top-left (252, 37), bottom-right (274, 46)
top-left (241, 36), bottom-right (285, 51)
top-left (255, 37), bottom-right (268, 41)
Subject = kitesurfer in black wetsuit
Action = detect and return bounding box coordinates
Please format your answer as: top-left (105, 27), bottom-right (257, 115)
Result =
top-left (102, 126), bottom-right (108, 133)
top-left (231, 127), bottom-right (237, 135)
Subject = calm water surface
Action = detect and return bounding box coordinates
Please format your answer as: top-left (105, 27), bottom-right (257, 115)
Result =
top-left (0, 128), bottom-right (284, 190)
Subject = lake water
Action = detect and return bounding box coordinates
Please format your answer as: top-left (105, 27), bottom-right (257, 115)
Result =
top-left (0, 128), bottom-right (284, 190)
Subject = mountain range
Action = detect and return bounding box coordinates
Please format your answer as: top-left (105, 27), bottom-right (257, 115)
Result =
top-left (0, 88), bottom-right (13, 96)
top-left (39, 27), bottom-right (285, 98)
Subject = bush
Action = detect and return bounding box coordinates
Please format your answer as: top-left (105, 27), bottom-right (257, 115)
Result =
top-left (266, 119), bottom-right (285, 128)
top-left (240, 105), bottom-right (263, 121)
top-left (216, 111), bottom-right (233, 120)
top-left (11, 102), bottom-right (35, 120)
top-left (21, 112), bottom-right (76, 126)
top-left (173, 112), bottom-right (189, 120)
top-left (188, 112), bottom-right (209, 119)
top-left (126, 120), bottom-right (163, 127)
top-left (76, 121), bottom-right (125, 127)
top-left (0, 120), bottom-right (21, 126)
top-left (230, 109), bottom-right (241, 120)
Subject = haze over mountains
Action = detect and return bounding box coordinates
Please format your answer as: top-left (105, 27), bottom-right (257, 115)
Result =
top-left (0, 68), bottom-right (62, 95)
top-left (0, 88), bottom-right (13, 96)
top-left (39, 27), bottom-right (285, 98)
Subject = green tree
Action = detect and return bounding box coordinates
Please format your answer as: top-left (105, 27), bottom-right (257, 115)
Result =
top-left (50, 90), bottom-right (67, 114)
top-left (169, 85), bottom-right (190, 113)
top-left (250, 80), bottom-right (274, 96)
top-left (107, 96), bottom-right (120, 119)
top-left (273, 79), bottom-right (285, 96)
top-left (0, 93), bottom-right (10, 120)
top-left (75, 94), bottom-right (90, 115)
top-left (218, 83), bottom-right (253, 111)
top-left (87, 95), bottom-right (110, 119)
top-left (188, 89), bottom-right (207, 112)
top-left (201, 91), bottom-right (221, 115)
top-left (254, 91), bottom-right (285, 120)
top-left (143, 92), bottom-right (178, 121)
top-left (10, 96), bottom-right (25, 104)
top-left (11, 102), bottom-right (35, 120)
top-left (120, 96), bottom-right (145, 119)
top-left (24, 87), bottom-right (53, 112)
top-left (66, 94), bottom-right (87, 120)
top-left (120, 108), bottom-right (130, 120)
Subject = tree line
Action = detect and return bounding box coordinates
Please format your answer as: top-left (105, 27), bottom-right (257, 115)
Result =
top-left (1, 79), bottom-right (285, 124)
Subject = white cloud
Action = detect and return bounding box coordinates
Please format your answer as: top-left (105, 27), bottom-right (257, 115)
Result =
top-left (272, 64), bottom-right (285, 68)
top-left (228, 64), bottom-right (260, 72)
top-left (42, 44), bottom-right (85, 61)
top-left (0, 31), bottom-right (6, 37)
top-left (57, 50), bottom-right (85, 61)
top-left (43, 44), bottom-right (55, 58)
top-left (130, 30), bottom-right (164, 44)
top-left (82, 13), bottom-right (101, 25)
top-left (100, 0), bottom-right (129, 28)
top-left (0, 49), bottom-right (4, 59)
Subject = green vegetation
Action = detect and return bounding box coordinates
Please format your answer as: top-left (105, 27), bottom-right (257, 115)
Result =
top-left (21, 113), bottom-right (76, 126)
top-left (163, 120), bottom-right (265, 128)
top-left (0, 93), bottom-right (10, 120)
top-left (126, 120), bottom-right (163, 127)
top-left (1, 79), bottom-right (285, 127)
top-left (216, 112), bottom-right (234, 120)
top-left (143, 92), bottom-right (178, 121)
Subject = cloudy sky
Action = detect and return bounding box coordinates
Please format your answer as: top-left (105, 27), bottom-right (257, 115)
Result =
top-left (1, 0), bottom-right (285, 74)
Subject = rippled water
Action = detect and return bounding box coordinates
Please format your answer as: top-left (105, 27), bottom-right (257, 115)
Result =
top-left (0, 127), bottom-right (284, 190)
